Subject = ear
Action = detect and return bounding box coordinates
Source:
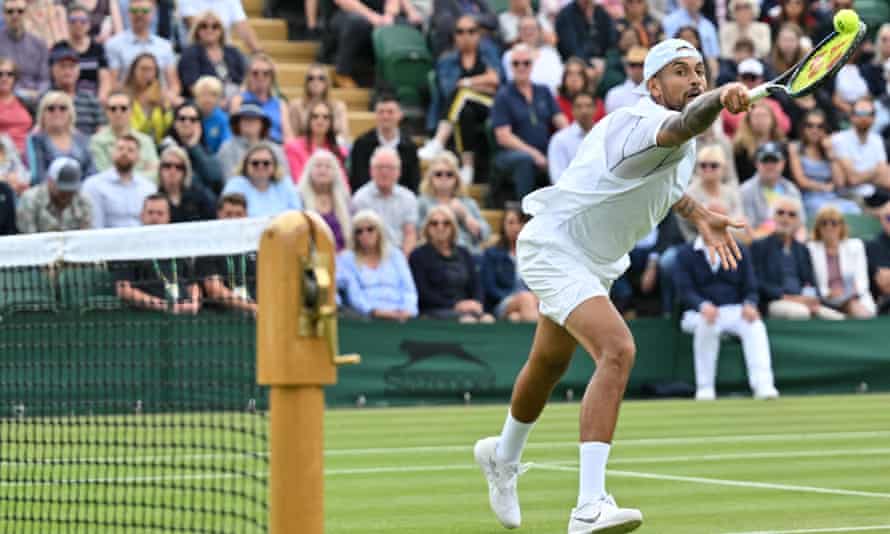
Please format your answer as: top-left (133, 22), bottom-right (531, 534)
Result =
top-left (647, 77), bottom-right (661, 100)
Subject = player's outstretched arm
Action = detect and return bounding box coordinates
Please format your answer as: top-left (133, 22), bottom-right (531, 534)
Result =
top-left (656, 83), bottom-right (751, 147)
top-left (673, 194), bottom-right (746, 270)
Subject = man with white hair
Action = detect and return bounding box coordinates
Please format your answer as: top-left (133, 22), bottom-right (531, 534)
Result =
top-left (352, 146), bottom-right (419, 256)
top-left (751, 195), bottom-right (844, 320)
top-left (474, 38), bottom-right (750, 533)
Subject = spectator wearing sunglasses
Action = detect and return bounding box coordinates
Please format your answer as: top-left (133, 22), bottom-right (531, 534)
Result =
top-left (229, 53), bottom-right (294, 144)
top-left (289, 64), bottom-right (350, 144)
top-left (0, 0), bottom-right (50, 102)
top-left (180, 0), bottom-right (262, 55)
top-left (788, 109), bottom-right (860, 218)
top-left (27, 91), bottom-right (97, 186)
top-left (416, 152), bottom-right (490, 255)
top-left (720, 59), bottom-right (790, 140)
top-left (807, 205), bottom-right (876, 318)
top-left (0, 57), bottom-right (33, 161)
top-left (604, 46), bottom-right (646, 114)
top-left (57, 0), bottom-right (124, 44)
top-left (51, 3), bottom-right (113, 102)
top-left (105, 0), bottom-right (182, 108)
top-left (679, 145), bottom-right (747, 242)
top-left (866, 201), bottom-right (890, 314)
top-left (177, 10), bottom-right (247, 102)
top-left (751, 195), bottom-right (844, 320)
top-left (90, 90), bottom-right (159, 182)
top-left (740, 142), bottom-right (803, 240)
top-left (161, 102), bottom-right (225, 196)
top-left (156, 145), bottom-right (214, 223)
top-left (831, 97), bottom-right (890, 208)
top-left (47, 44), bottom-right (106, 136)
top-left (221, 142), bottom-right (302, 218)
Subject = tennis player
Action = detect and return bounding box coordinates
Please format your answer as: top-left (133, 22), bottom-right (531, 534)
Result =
top-left (475, 39), bottom-right (751, 533)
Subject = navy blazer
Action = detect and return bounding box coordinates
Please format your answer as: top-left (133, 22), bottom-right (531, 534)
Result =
top-left (480, 245), bottom-right (516, 311)
top-left (177, 44), bottom-right (246, 98)
top-left (673, 242), bottom-right (758, 312)
top-left (750, 234), bottom-right (819, 304)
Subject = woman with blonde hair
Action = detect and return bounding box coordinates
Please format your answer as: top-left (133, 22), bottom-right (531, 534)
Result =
top-left (409, 205), bottom-right (494, 323)
top-left (125, 52), bottom-right (174, 144)
top-left (417, 151), bottom-right (490, 255)
top-left (27, 91), bottom-right (96, 184)
top-left (288, 64), bottom-right (350, 143)
top-left (681, 144), bottom-right (747, 241)
top-left (297, 149), bottom-right (351, 251)
top-left (732, 101), bottom-right (786, 182)
top-left (157, 145), bottom-right (215, 223)
top-left (337, 209), bottom-right (418, 321)
top-left (221, 142), bottom-right (302, 217)
top-left (807, 206), bottom-right (876, 318)
top-left (229, 53), bottom-right (294, 144)
top-left (768, 23), bottom-right (807, 76)
top-left (178, 10), bottom-right (246, 102)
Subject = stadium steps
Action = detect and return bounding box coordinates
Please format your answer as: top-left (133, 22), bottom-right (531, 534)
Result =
top-left (243, 0), bottom-right (264, 17)
top-left (279, 87), bottom-right (371, 111)
top-left (235, 38), bottom-right (319, 63)
top-left (243, 19), bottom-right (288, 41)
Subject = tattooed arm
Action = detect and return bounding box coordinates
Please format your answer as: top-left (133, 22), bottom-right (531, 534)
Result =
top-left (656, 82), bottom-right (751, 148)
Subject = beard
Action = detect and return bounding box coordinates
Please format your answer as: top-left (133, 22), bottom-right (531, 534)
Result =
top-left (114, 159), bottom-right (135, 174)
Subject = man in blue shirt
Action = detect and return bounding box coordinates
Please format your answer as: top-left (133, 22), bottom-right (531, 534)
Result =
top-left (491, 44), bottom-right (568, 203)
top-left (662, 0), bottom-right (719, 71)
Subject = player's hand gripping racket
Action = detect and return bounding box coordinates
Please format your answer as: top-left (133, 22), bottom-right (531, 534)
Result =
top-left (748, 12), bottom-right (867, 102)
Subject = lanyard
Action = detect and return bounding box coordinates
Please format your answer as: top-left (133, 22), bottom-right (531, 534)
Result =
top-left (225, 254), bottom-right (248, 290)
top-left (151, 259), bottom-right (178, 287)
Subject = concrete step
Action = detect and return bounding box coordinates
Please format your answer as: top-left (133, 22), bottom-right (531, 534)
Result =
top-left (346, 111), bottom-right (376, 136)
top-left (241, 40), bottom-right (319, 62)
top-left (244, 18), bottom-right (288, 41)
top-left (244, 0), bottom-right (263, 17)
top-left (277, 64), bottom-right (333, 86)
top-left (279, 86), bottom-right (371, 111)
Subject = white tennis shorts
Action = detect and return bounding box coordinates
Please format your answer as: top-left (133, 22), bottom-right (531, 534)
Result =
top-left (516, 237), bottom-right (614, 326)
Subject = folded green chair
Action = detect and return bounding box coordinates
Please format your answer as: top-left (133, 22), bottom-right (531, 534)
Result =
top-left (58, 264), bottom-right (122, 312)
top-left (0, 267), bottom-right (56, 314)
top-left (372, 24), bottom-right (433, 106)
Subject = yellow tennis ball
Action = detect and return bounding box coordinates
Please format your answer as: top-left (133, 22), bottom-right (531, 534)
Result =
top-left (834, 9), bottom-right (860, 34)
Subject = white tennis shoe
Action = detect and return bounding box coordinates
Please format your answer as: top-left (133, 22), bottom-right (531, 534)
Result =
top-left (568, 495), bottom-right (643, 534)
top-left (474, 436), bottom-right (528, 529)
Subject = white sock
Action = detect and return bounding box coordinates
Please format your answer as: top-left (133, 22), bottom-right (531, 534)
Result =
top-left (495, 411), bottom-right (534, 464)
top-left (578, 442), bottom-right (611, 505)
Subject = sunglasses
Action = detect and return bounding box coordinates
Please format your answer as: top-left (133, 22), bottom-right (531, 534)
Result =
top-left (107, 105), bottom-right (129, 113)
top-left (455, 27), bottom-right (478, 35)
top-left (852, 109), bottom-right (875, 117)
top-left (251, 69), bottom-right (272, 78)
top-left (733, 2), bottom-right (752, 8)
top-left (69, 15), bottom-right (90, 24)
top-left (698, 161), bottom-right (721, 170)
top-left (0, 70), bottom-right (14, 78)
top-left (433, 170), bottom-right (456, 178)
top-left (512, 60), bottom-right (532, 68)
top-left (355, 226), bottom-right (377, 235)
top-left (429, 219), bottom-right (452, 227)
top-left (198, 22), bottom-right (222, 30)
top-left (46, 104), bottom-right (69, 112)
top-left (176, 115), bottom-right (200, 123)
top-left (306, 74), bottom-right (327, 82)
top-left (4, 8), bottom-right (24, 15)
top-left (310, 112), bottom-right (331, 120)
top-left (161, 161), bottom-right (185, 171)
top-left (775, 209), bottom-right (798, 218)
top-left (129, 6), bottom-right (151, 15)
top-left (804, 121), bottom-right (825, 130)
top-left (627, 62), bottom-right (643, 68)
top-left (249, 159), bottom-right (273, 168)
top-left (819, 219), bottom-right (841, 227)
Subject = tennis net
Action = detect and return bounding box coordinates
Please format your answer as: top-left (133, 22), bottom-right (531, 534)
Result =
top-left (0, 218), bottom-right (272, 533)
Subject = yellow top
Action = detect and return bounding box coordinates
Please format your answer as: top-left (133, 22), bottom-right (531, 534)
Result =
top-left (130, 102), bottom-right (174, 145)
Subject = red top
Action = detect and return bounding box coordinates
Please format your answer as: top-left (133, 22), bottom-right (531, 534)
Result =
top-left (0, 96), bottom-right (33, 158)
top-left (284, 136), bottom-right (350, 190)
top-left (556, 94), bottom-right (606, 125)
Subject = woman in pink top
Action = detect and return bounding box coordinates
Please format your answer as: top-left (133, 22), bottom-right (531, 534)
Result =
top-left (0, 58), bottom-right (33, 160)
top-left (284, 100), bottom-right (348, 189)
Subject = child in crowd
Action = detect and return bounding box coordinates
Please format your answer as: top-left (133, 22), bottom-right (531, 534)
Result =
top-left (193, 76), bottom-right (231, 154)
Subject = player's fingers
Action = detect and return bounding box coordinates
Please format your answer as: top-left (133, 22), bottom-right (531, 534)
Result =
top-left (730, 237), bottom-right (743, 260)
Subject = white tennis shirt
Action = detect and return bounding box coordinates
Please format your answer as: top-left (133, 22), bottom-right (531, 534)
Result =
top-left (519, 96), bottom-right (697, 281)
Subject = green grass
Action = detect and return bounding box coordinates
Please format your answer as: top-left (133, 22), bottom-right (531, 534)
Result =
top-left (325, 394), bottom-right (890, 534)
top-left (2, 395), bottom-right (890, 533)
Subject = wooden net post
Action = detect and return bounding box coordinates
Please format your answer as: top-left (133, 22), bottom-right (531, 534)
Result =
top-left (257, 212), bottom-right (360, 534)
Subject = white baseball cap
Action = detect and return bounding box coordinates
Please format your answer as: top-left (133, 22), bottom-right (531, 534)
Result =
top-left (47, 156), bottom-right (83, 192)
top-left (634, 38), bottom-right (704, 95)
top-left (738, 58), bottom-right (764, 77)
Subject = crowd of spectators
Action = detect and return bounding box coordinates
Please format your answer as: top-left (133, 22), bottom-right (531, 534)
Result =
top-left (1, 0), bottom-right (890, 332)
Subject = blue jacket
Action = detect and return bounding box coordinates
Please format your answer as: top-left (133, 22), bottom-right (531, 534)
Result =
top-left (202, 106), bottom-right (232, 154)
top-left (673, 241), bottom-right (758, 312)
top-left (427, 40), bottom-right (503, 131)
top-left (750, 234), bottom-right (819, 305)
top-left (480, 245), bottom-right (516, 311)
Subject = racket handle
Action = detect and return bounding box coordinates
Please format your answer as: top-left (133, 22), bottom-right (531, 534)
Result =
top-left (747, 83), bottom-right (771, 103)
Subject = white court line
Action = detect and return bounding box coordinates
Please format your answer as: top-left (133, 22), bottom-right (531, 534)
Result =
top-left (726, 526), bottom-right (890, 534)
top-left (324, 431), bottom-right (890, 456)
top-left (534, 464), bottom-right (890, 500)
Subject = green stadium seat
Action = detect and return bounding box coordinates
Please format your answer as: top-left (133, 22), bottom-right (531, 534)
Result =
top-left (0, 267), bottom-right (56, 314)
top-left (58, 265), bottom-right (122, 312)
top-left (843, 213), bottom-right (882, 240)
top-left (372, 25), bottom-right (433, 106)
top-left (488, 0), bottom-right (510, 13)
top-left (855, 0), bottom-right (889, 40)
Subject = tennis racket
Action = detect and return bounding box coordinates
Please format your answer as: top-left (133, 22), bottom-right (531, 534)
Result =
top-left (748, 21), bottom-right (868, 102)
